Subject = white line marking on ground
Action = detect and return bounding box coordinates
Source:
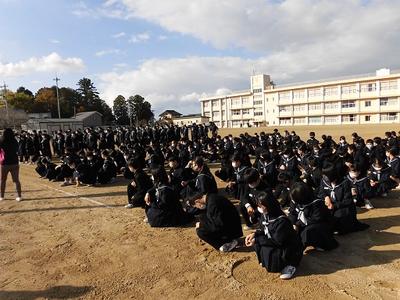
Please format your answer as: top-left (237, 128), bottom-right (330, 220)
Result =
top-left (39, 184), bottom-right (112, 208)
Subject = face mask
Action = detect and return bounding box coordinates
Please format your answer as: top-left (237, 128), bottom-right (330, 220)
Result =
top-left (269, 149), bottom-right (274, 153)
top-left (283, 154), bottom-right (289, 159)
top-left (366, 144), bottom-right (372, 149)
top-left (257, 207), bottom-right (265, 214)
top-left (349, 172), bottom-right (358, 179)
top-left (249, 182), bottom-right (258, 189)
top-left (232, 162), bottom-right (238, 168)
top-left (340, 140), bottom-right (345, 144)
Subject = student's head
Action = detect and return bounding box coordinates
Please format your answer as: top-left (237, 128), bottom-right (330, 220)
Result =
top-left (348, 165), bottom-right (360, 179)
top-left (339, 136), bottom-right (346, 143)
top-left (231, 153), bottom-right (242, 168)
top-left (244, 168), bottom-right (260, 188)
top-left (127, 156), bottom-right (142, 172)
top-left (278, 172), bottom-right (291, 186)
top-left (256, 192), bottom-right (283, 217)
top-left (0, 128), bottom-right (16, 144)
top-left (309, 131), bottom-right (315, 138)
top-left (373, 158), bottom-right (384, 169)
top-left (386, 147), bottom-right (398, 159)
top-left (259, 151), bottom-right (271, 162)
top-left (101, 150), bottom-right (109, 159)
top-left (150, 166), bottom-right (169, 185)
top-left (290, 182), bottom-right (313, 205)
top-left (168, 156), bottom-right (179, 169)
top-left (365, 139), bottom-right (373, 149)
top-left (187, 193), bottom-right (207, 210)
top-left (192, 156), bottom-right (204, 173)
top-left (322, 162), bottom-right (338, 183)
top-left (297, 144), bottom-right (307, 155)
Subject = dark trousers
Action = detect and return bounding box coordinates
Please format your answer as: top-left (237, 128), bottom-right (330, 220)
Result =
top-left (196, 228), bottom-right (231, 250)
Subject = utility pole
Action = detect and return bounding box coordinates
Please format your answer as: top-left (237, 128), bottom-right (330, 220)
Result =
top-left (1, 82), bottom-right (9, 126)
top-left (53, 76), bottom-right (61, 118)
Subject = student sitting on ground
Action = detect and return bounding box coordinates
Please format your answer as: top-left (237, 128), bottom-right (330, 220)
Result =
top-left (189, 193), bottom-right (243, 252)
top-left (97, 150), bottom-right (117, 184)
top-left (288, 182), bottom-right (339, 251)
top-left (244, 192), bottom-right (303, 280)
top-left (144, 166), bottom-right (192, 227)
top-left (368, 158), bottom-right (392, 197)
top-left (125, 157), bottom-right (154, 208)
top-left (345, 165), bottom-right (374, 209)
top-left (319, 163), bottom-right (369, 235)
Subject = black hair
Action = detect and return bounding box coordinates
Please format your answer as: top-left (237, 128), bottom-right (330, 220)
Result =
top-left (193, 156), bottom-right (204, 168)
top-left (128, 156), bottom-right (143, 170)
top-left (0, 128), bottom-right (16, 145)
top-left (151, 166), bottom-right (169, 185)
top-left (243, 168), bottom-right (260, 184)
top-left (290, 182), bottom-right (313, 205)
top-left (256, 192), bottom-right (284, 218)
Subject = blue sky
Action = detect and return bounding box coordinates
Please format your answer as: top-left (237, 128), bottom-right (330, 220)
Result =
top-left (1, 0), bottom-right (400, 115)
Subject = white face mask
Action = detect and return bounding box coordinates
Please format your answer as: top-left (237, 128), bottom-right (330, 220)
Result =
top-left (232, 162), bottom-right (238, 168)
top-left (349, 172), bottom-right (358, 179)
top-left (366, 144), bottom-right (372, 149)
top-left (269, 149), bottom-right (273, 153)
top-left (257, 207), bottom-right (265, 214)
top-left (283, 154), bottom-right (289, 159)
top-left (249, 183), bottom-right (258, 189)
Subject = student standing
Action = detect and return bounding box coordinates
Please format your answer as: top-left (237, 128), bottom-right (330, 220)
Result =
top-left (0, 128), bottom-right (22, 201)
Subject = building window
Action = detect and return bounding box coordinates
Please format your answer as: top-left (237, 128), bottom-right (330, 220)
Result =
top-left (279, 105), bottom-right (291, 112)
top-left (203, 101), bottom-right (209, 108)
top-left (325, 116), bottom-right (339, 124)
top-left (325, 102), bottom-right (339, 110)
top-left (380, 80), bottom-right (397, 91)
top-left (232, 120), bottom-right (241, 127)
top-left (279, 118), bottom-right (291, 125)
top-left (342, 114), bottom-right (356, 122)
top-left (242, 97), bottom-right (250, 105)
top-left (231, 98), bottom-right (241, 106)
top-left (254, 112), bottom-right (263, 116)
top-left (293, 105), bottom-right (306, 112)
top-left (242, 109), bottom-right (250, 115)
top-left (342, 100), bottom-right (355, 108)
top-left (278, 92), bottom-right (291, 101)
top-left (232, 110), bottom-right (240, 116)
top-left (365, 100), bottom-right (371, 107)
top-left (204, 112), bottom-right (210, 117)
top-left (380, 113), bottom-right (398, 121)
top-left (212, 111), bottom-right (220, 118)
top-left (309, 103), bottom-right (321, 110)
top-left (361, 82), bottom-right (376, 92)
top-left (308, 88), bottom-right (322, 98)
top-left (342, 85), bottom-right (357, 94)
top-left (293, 90), bottom-right (305, 100)
top-left (309, 116), bottom-right (321, 124)
top-left (212, 100), bottom-right (219, 108)
top-left (365, 115), bottom-right (371, 122)
top-left (294, 117), bottom-right (306, 124)
top-left (324, 86), bottom-right (338, 96)
top-left (253, 88), bottom-right (262, 93)
top-left (380, 98), bottom-right (388, 106)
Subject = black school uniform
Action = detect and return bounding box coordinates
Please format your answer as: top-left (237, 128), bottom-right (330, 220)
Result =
top-left (227, 165), bottom-right (249, 200)
top-left (288, 199), bottom-right (338, 250)
top-left (240, 180), bottom-right (273, 227)
top-left (387, 157), bottom-right (400, 188)
top-left (182, 166), bottom-right (218, 199)
top-left (345, 174), bottom-right (374, 206)
top-left (368, 165), bottom-right (393, 196)
top-left (318, 178), bottom-right (369, 234)
top-left (97, 158), bottom-right (117, 184)
top-left (146, 184), bottom-right (192, 227)
top-left (255, 160), bottom-right (278, 188)
top-left (254, 214), bottom-right (303, 272)
top-left (196, 193), bottom-right (243, 250)
top-left (127, 169), bottom-right (154, 207)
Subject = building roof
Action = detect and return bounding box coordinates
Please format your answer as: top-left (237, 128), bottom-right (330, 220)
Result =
top-left (175, 113), bottom-right (209, 119)
top-left (27, 118), bottom-right (83, 123)
top-left (159, 110), bottom-right (182, 117)
top-left (74, 111), bottom-right (103, 120)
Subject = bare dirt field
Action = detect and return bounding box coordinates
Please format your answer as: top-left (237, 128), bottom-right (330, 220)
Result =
top-left (1, 164), bottom-right (400, 300)
top-left (219, 124), bottom-right (400, 141)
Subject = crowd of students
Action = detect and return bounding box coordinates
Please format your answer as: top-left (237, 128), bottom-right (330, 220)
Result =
top-left (26, 124), bottom-right (400, 280)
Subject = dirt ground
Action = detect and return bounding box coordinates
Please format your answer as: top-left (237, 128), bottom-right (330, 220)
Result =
top-left (219, 124), bottom-right (400, 141)
top-left (1, 164), bottom-right (400, 300)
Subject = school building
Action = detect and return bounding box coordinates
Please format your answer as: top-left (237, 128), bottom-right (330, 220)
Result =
top-left (199, 68), bottom-right (400, 128)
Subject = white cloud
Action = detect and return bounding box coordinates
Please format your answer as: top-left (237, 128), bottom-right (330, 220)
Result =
top-left (128, 32), bottom-right (150, 43)
top-left (50, 39), bottom-right (61, 44)
top-left (92, 0), bottom-right (400, 115)
top-left (0, 52), bottom-right (85, 77)
top-left (95, 49), bottom-right (122, 57)
top-left (112, 32), bottom-right (126, 39)
top-left (158, 35), bottom-right (168, 41)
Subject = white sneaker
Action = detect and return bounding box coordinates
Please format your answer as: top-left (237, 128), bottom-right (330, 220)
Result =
top-left (125, 203), bottom-right (134, 209)
top-left (314, 247), bottom-right (325, 252)
top-left (364, 199), bottom-right (374, 210)
top-left (280, 265), bottom-right (296, 280)
top-left (143, 217), bottom-right (148, 223)
top-left (16, 197), bottom-right (22, 202)
top-left (219, 239), bottom-right (239, 252)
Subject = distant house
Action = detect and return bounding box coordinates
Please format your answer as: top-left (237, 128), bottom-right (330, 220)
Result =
top-left (74, 111), bottom-right (103, 127)
top-left (172, 113), bottom-right (210, 126)
top-left (23, 118), bottom-right (83, 132)
top-left (159, 110), bottom-right (182, 120)
top-left (28, 112), bottom-right (52, 119)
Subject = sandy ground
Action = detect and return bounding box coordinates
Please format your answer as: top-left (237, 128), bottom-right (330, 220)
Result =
top-left (218, 124), bottom-right (400, 141)
top-left (1, 164), bottom-right (400, 300)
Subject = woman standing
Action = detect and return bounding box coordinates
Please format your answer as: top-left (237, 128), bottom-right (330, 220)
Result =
top-left (0, 128), bottom-right (22, 201)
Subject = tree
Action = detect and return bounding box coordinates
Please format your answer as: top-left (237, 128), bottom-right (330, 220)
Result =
top-left (113, 95), bottom-right (129, 125)
top-left (16, 86), bottom-right (34, 97)
top-left (34, 87), bottom-right (58, 115)
top-left (127, 95), bottom-right (154, 126)
top-left (5, 90), bottom-right (34, 112)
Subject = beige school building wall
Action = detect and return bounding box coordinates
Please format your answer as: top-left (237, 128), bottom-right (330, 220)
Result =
top-left (200, 69), bottom-right (400, 128)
